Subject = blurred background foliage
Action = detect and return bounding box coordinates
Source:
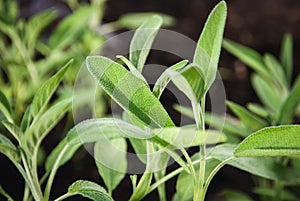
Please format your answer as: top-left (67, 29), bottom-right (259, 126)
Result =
top-left (0, 0), bottom-right (299, 200)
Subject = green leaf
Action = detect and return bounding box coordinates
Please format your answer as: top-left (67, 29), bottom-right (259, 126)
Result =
top-left (226, 101), bottom-right (268, 131)
top-left (251, 74), bottom-right (282, 113)
top-left (263, 53), bottom-right (288, 92)
top-left (152, 126), bottom-right (226, 148)
top-left (20, 105), bottom-right (32, 132)
top-left (234, 125), bottom-right (300, 157)
top-left (117, 12), bottom-right (175, 29)
top-left (49, 6), bottom-right (94, 50)
top-left (94, 138), bottom-right (127, 194)
top-left (246, 103), bottom-right (269, 118)
top-left (2, 120), bottom-right (22, 142)
top-left (66, 180), bottom-right (114, 201)
top-left (22, 98), bottom-right (71, 153)
top-left (211, 143), bottom-right (300, 182)
top-left (280, 34), bottom-right (293, 84)
top-left (0, 89), bottom-right (11, 114)
top-left (253, 187), bottom-right (298, 201)
top-left (193, 1), bottom-right (227, 90)
top-left (86, 56), bottom-right (174, 128)
top-left (129, 15), bottom-right (162, 71)
top-left (116, 55), bottom-right (147, 83)
top-left (222, 189), bottom-right (254, 201)
top-left (26, 9), bottom-right (57, 51)
top-left (45, 138), bottom-right (80, 173)
top-left (279, 75), bottom-right (300, 124)
top-left (0, 134), bottom-right (20, 163)
top-left (222, 39), bottom-right (269, 78)
top-left (174, 104), bottom-right (248, 137)
top-left (31, 59), bottom-right (72, 118)
top-left (152, 60), bottom-right (188, 98)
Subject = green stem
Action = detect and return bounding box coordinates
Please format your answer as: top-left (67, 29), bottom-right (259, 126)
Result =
top-left (44, 145), bottom-right (69, 201)
top-left (53, 193), bottom-right (73, 201)
top-left (274, 181), bottom-right (283, 201)
top-left (22, 185), bottom-right (30, 201)
top-left (20, 153), bottom-right (43, 201)
top-left (202, 157), bottom-right (235, 198)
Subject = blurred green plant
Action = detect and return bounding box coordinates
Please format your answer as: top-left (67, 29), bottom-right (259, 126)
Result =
top-left (176, 34), bottom-right (300, 200)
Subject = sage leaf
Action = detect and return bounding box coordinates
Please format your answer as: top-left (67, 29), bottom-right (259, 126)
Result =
top-left (226, 101), bottom-right (268, 131)
top-left (280, 33), bottom-right (293, 84)
top-left (129, 15), bottom-right (162, 71)
top-left (94, 138), bottom-right (127, 194)
top-left (31, 59), bottom-right (72, 118)
top-left (2, 120), bottom-right (22, 142)
top-left (234, 125), bottom-right (300, 157)
top-left (193, 1), bottom-right (227, 91)
top-left (86, 56), bottom-right (174, 128)
top-left (66, 180), bottom-right (114, 201)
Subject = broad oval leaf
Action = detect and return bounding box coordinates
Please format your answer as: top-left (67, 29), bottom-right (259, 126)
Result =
top-left (129, 15), bottom-right (162, 71)
top-left (94, 138), bottom-right (127, 194)
top-left (86, 56), bottom-right (174, 128)
top-left (234, 125), bottom-right (300, 157)
top-left (67, 180), bottom-right (114, 201)
top-left (211, 143), bottom-right (300, 182)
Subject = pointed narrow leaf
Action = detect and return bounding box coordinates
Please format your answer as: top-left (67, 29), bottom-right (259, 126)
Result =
top-left (86, 56), bottom-right (174, 128)
top-left (0, 134), bottom-right (20, 163)
top-left (222, 189), bottom-right (254, 201)
top-left (117, 12), bottom-right (174, 29)
top-left (226, 101), bottom-right (268, 131)
top-left (31, 59), bottom-right (72, 118)
top-left (246, 103), bottom-right (269, 118)
top-left (279, 75), bottom-right (300, 124)
top-left (67, 180), bottom-right (114, 201)
top-left (116, 55), bottom-right (147, 83)
top-left (2, 120), bottom-right (22, 142)
top-left (20, 105), bottom-right (32, 132)
top-left (234, 125), bottom-right (300, 157)
top-left (223, 39), bottom-right (269, 78)
top-left (94, 138), bottom-right (127, 193)
top-left (193, 1), bottom-right (227, 90)
top-left (0, 89), bottom-right (11, 114)
top-left (251, 74), bottom-right (282, 113)
top-left (263, 53), bottom-right (288, 91)
top-left (152, 60), bottom-right (188, 98)
top-left (22, 98), bottom-right (71, 153)
top-left (280, 34), bottom-right (293, 83)
top-left (129, 15), bottom-right (162, 71)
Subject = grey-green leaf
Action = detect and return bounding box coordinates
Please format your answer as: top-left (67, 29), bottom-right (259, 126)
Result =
top-left (193, 1), bottom-right (227, 90)
top-left (117, 12), bottom-right (174, 29)
top-left (279, 75), bottom-right (300, 124)
top-left (280, 33), bottom-right (293, 84)
top-left (0, 134), bottom-right (20, 163)
top-left (234, 125), bottom-right (300, 157)
top-left (86, 56), bottom-right (174, 128)
top-left (94, 138), bottom-right (127, 194)
top-left (211, 143), bottom-right (300, 182)
top-left (129, 15), bottom-right (162, 71)
top-left (226, 101), bottom-right (268, 131)
top-left (67, 180), bottom-right (114, 201)
top-left (152, 60), bottom-right (188, 98)
top-left (31, 59), bottom-right (72, 118)
top-left (222, 39), bottom-right (269, 78)
top-left (0, 89), bottom-right (11, 114)
top-left (2, 120), bottom-right (22, 142)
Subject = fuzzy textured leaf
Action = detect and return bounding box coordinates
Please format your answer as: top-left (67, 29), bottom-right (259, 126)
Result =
top-left (129, 15), bottom-right (162, 71)
top-left (67, 180), bottom-right (114, 201)
top-left (86, 56), bottom-right (174, 128)
top-left (234, 125), bottom-right (300, 157)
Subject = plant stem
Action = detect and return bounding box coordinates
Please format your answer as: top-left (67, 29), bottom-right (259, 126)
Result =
top-left (44, 145), bottom-right (69, 201)
top-left (53, 193), bottom-right (73, 201)
top-left (20, 152), bottom-right (43, 201)
top-left (202, 157), bottom-right (235, 198)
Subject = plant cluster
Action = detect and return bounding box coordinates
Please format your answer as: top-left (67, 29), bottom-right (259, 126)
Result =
top-left (0, 1), bottom-right (299, 201)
